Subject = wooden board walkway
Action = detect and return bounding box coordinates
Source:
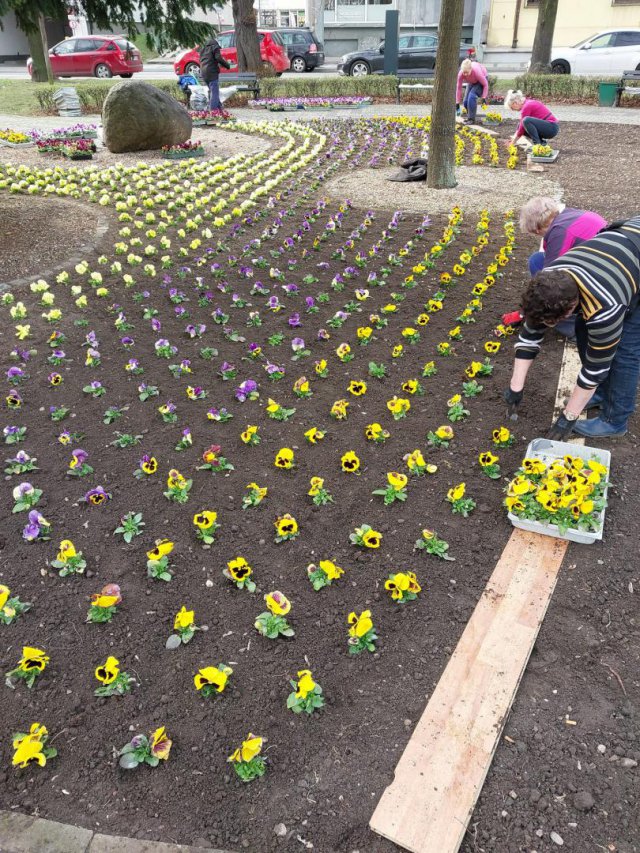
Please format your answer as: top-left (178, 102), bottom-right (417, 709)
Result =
top-left (370, 344), bottom-right (585, 852)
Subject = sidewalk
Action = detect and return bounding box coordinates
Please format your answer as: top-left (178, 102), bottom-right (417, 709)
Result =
top-left (0, 102), bottom-right (638, 135)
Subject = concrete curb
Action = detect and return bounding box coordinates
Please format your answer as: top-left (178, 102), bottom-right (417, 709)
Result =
top-left (0, 809), bottom-right (235, 853)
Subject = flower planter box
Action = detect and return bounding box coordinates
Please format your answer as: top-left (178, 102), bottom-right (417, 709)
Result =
top-left (484, 119), bottom-right (502, 126)
top-left (507, 438), bottom-right (610, 544)
top-left (303, 105), bottom-right (328, 111)
top-left (0, 139), bottom-right (34, 148)
top-left (163, 148), bottom-right (205, 160)
top-left (192, 119), bottom-right (207, 126)
top-left (530, 149), bottom-right (559, 163)
top-left (283, 105), bottom-right (302, 111)
top-left (58, 130), bottom-right (98, 139)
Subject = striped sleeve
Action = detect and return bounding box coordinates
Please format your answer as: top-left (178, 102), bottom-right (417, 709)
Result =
top-left (578, 304), bottom-right (627, 388)
top-left (514, 320), bottom-right (547, 360)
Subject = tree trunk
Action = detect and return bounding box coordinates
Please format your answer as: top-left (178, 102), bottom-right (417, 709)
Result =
top-left (26, 16), bottom-right (54, 83)
top-left (231, 0), bottom-right (262, 73)
top-left (529, 0), bottom-right (559, 73)
top-left (426, 0), bottom-right (465, 189)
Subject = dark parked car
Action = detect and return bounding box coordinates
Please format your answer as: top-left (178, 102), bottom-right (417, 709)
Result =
top-left (338, 33), bottom-right (475, 77)
top-left (276, 28), bottom-right (324, 72)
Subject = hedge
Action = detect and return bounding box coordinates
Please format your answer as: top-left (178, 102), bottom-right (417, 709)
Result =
top-left (34, 79), bottom-right (182, 115)
top-left (514, 73), bottom-right (620, 102)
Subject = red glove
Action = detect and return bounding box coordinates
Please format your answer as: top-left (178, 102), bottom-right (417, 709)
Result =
top-left (502, 310), bottom-right (523, 327)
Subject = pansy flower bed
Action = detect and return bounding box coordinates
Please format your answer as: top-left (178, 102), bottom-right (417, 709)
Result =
top-left (0, 116), bottom-right (559, 849)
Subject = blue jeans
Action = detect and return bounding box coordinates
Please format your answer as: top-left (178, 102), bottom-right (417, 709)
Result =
top-left (522, 117), bottom-right (559, 145)
top-left (463, 83), bottom-right (483, 121)
top-left (208, 78), bottom-right (222, 111)
top-left (576, 307), bottom-right (640, 428)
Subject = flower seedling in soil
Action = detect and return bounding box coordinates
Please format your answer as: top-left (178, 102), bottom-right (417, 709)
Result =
top-left (103, 406), bottom-right (127, 425)
top-left (255, 591), bottom-right (294, 638)
top-left (94, 656), bottom-right (134, 697)
top-left (307, 559), bottom-right (344, 591)
top-left (404, 449), bottom-right (437, 477)
top-left (415, 529), bottom-right (455, 560)
top-left (304, 427), bottom-right (325, 445)
top-left (83, 381), bottom-right (105, 398)
top-left (118, 726), bottom-right (172, 769)
top-left (241, 482), bottom-right (267, 510)
top-left (365, 422), bottom-right (390, 443)
top-left (240, 425), bottom-right (260, 446)
top-left (114, 512), bottom-right (145, 543)
top-left (479, 451), bottom-right (501, 479)
top-left (164, 469), bottom-right (192, 502)
top-left (446, 483), bottom-right (476, 517)
top-left (350, 524), bottom-right (382, 549)
top-left (385, 571), bottom-right (421, 603)
top-left (228, 734), bottom-right (266, 782)
top-left (308, 477), bottom-right (334, 506)
top-left (224, 556), bottom-right (256, 591)
top-left (347, 610), bottom-right (378, 655)
top-left (146, 539), bottom-right (174, 581)
top-left (158, 402), bottom-right (178, 423)
top-left (166, 606), bottom-right (201, 649)
top-left (427, 425), bottom-right (454, 448)
top-left (387, 396), bottom-right (410, 420)
top-left (373, 472), bottom-right (408, 505)
top-left (5, 645), bottom-right (49, 689)
top-left (50, 539), bottom-right (86, 576)
top-left (287, 669), bottom-right (324, 715)
top-left (446, 394), bottom-right (470, 422)
top-left (49, 405), bottom-right (69, 422)
top-left (4, 450), bottom-right (37, 475)
top-left (87, 583), bottom-right (121, 623)
top-left (266, 398), bottom-right (296, 421)
top-left (12, 723), bottom-right (57, 770)
top-left (0, 584), bottom-right (31, 624)
top-left (194, 663), bottom-right (233, 696)
top-left (193, 510), bottom-right (219, 545)
top-left (138, 383), bottom-right (159, 402)
top-left (197, 446), bottom-right (234, 474)
top-left (274, 513), bottom-right (298, 542)
top-left (12, 482), bottom-right (42, 513)
top-left (492, 426), bottom-right (515, 448)
top-left (111, 432), bottom-right (142, 449)
top-left (4, 426), bottom-right (26, 445)
top-left (462, 380), bottom-right (483, 397)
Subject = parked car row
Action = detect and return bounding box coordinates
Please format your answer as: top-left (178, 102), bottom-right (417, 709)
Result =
top-left (338, 34), bottom-right (475, 77)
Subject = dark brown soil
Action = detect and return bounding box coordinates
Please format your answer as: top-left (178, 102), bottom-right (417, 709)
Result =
top-left (0, 118), bottom-right (638, 853)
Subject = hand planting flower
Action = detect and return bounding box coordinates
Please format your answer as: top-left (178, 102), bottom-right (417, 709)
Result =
top-left (224, 556), bottom-right (256, 591)
top-left (271, 442), bottom-right (296, 470)
top-left (387, 396), bottom-right (410, 420)
top-left (94, 656), bottom-right (134, 697)
top-left (385, 571), bottom-right (421, 603)
top-left (492, 426), bottom-right (514, 447)
top-left (274, 513), bottom-right (298, 542)
top-left (427, 425), bottom-right (454, 448)
top-left (146, 539), bottom-right (174, 581)
top-left (308, 476), bottom-right (334, 506)
top-left (347, 610), bottom-right (377, 655)
top-left (350, 524), bottom-right (382, 549)
top-left (242, 482), bottom-right (267, 510)
top-left (12, 482), bottom-right (42, 513)
top-left (51, 539), bottom-right (86, 576)
top-left (6, 645), bottom-right (49, 689)
top-left (307, 559), bottom-right (344, 591)
top-left (255, 591), bottom-right (294, 638)
top-left (84, 486), bottom-right (110, 507)
top-left (287, 669), bottom-right (324, 715)
top-left (118, 726), bottom-right (172, 769)
top-left (12, 723), bottom-right (57, 770)
top-left (194, 663), bottom-right (233, 696)
top-left (479, 451), bottom-right (501, 479)
top-left (23, 510), bottom-right (51, 542)
top-left (446, 483), bottom-right (476, 517)
top-left (228, 734), bottom-right (266, 782)
top-left (414, 528), bottom-right (454, 560)
top-left (373, 471), bottom-right (408, 505)
top-left (87, 583), bottom-right (121, 623)
top-left (193, 510), bottom-right (219, 545)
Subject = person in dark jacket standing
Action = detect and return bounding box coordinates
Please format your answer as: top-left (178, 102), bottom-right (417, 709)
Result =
top-left (200, 35), bottom-right (232, 111)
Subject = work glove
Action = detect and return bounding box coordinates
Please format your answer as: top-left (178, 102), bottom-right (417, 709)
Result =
top-left (503, 387), bottom-right (523, 421)
top-left (546, 413), bottom-right (574, 441)
top-left (502, 310), bottom-right (523, 327)
top-left (455, 104), bottom-right (461, 116)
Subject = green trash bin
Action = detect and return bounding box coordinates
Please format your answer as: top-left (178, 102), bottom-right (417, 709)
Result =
top-left (598, 81), bottom-right (618, 107)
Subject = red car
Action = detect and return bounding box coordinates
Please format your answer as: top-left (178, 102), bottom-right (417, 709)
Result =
top-left (173, 29), bottom-right (290, 77)
top-left (27, 35), bottom-right (143, 79)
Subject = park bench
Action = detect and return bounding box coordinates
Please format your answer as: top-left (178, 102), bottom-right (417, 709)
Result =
top-left (396, 69), bottom-right (435, 104)
top-left (615, 70), bottom-right (640, 107)
top-left (220, 72), bottom-right (260, 99)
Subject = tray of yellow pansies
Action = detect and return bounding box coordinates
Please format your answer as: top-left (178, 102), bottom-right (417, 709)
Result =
top-left (505, 438), bottom-right (611, 544)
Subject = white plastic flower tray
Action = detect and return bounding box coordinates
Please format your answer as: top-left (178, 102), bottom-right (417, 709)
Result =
top-left (508, 437), bottom-right (611, 544)
top-left (529, 149), bottom-right (560, 163)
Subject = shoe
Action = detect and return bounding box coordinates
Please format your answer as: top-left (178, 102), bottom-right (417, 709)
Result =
top-left (585, 396), bottom-right (603, 411)
top-left (463, 117), bottom-right (476, 125)
top-left (572, 417), bottom-right (627, 438)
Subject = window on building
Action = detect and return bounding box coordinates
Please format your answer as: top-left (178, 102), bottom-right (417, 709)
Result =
top-left (260, 10), bottom-right (277, 26)
top-left (280, 11), bottom-right (290, 26)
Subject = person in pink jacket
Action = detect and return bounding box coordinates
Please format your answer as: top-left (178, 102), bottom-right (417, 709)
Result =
top-left (456, 59), bottom-right (489, 124)
top-left (503, 89), bottom-right (559, 147)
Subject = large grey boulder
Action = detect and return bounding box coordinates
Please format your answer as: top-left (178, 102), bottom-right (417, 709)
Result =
top-left (102, 81), bottom-right (192, 153)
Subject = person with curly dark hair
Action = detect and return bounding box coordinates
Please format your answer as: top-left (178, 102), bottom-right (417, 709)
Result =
top-left (503, 215), bottom-right (640, 439)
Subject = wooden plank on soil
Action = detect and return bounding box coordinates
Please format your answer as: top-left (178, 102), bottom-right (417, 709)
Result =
top-left (369, 528), bottom-right (567, 853)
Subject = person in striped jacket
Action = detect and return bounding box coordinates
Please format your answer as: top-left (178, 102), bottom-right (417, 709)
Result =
top-left (503, 215), bottom-right (640, 439)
